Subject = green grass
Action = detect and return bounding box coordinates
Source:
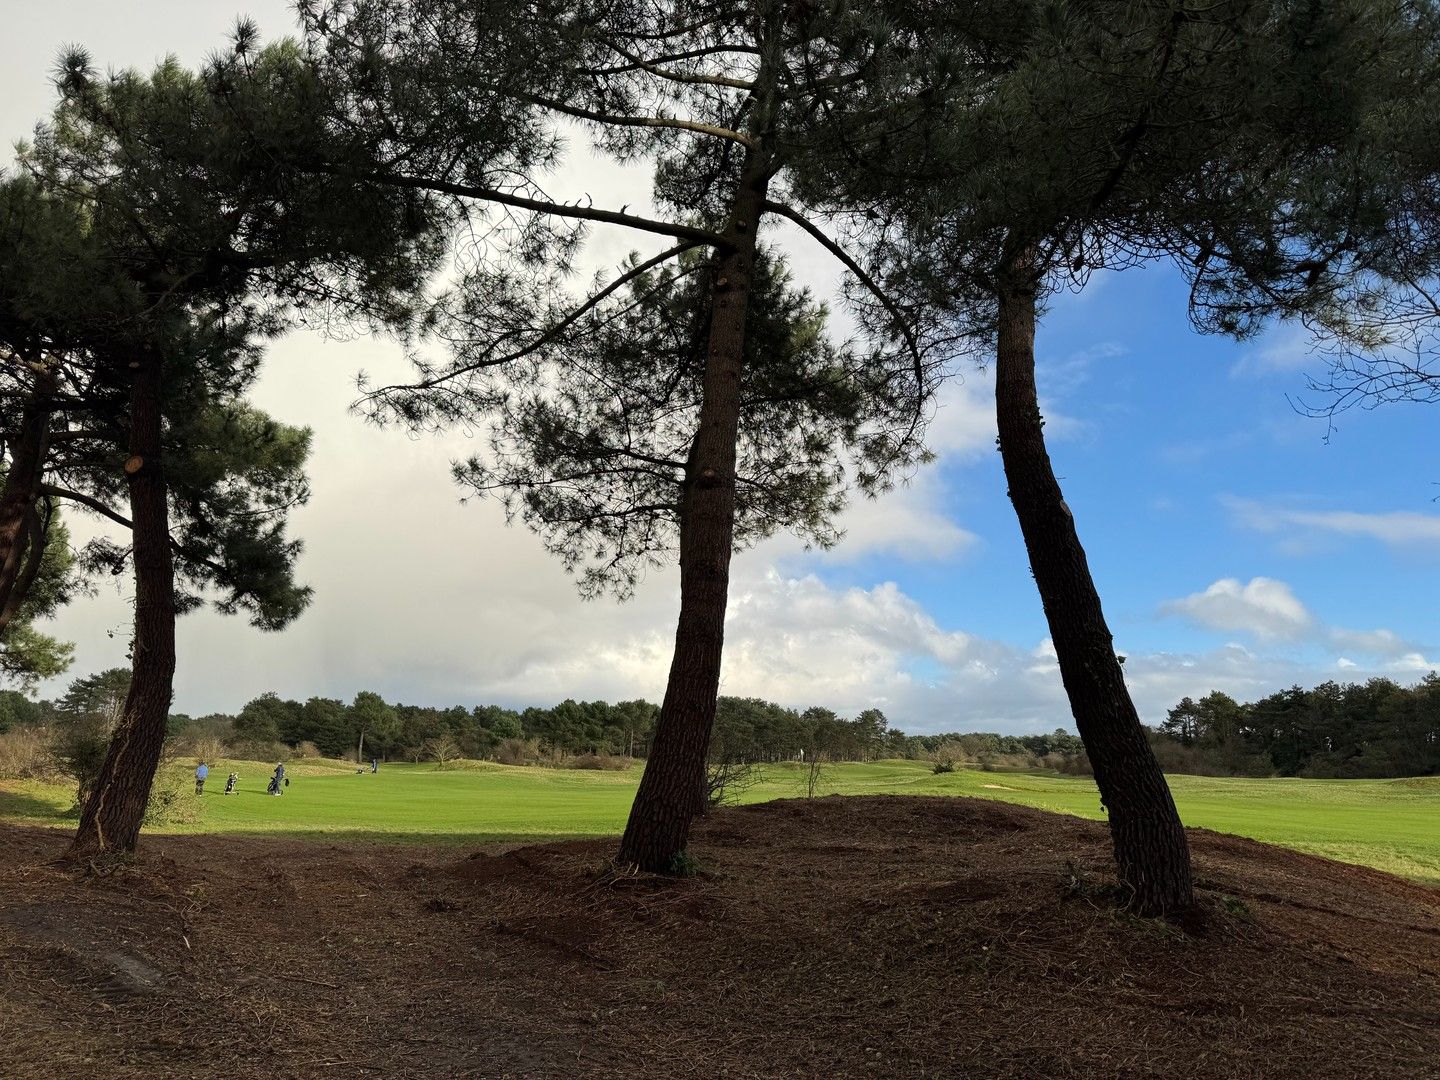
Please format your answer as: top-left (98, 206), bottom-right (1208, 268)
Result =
top-left (3, 757), bottom-right (1437, 885)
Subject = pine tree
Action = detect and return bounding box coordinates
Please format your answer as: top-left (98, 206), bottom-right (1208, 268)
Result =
top-left (300, 0), bottom-right (945, 870)
top-left (3, 35), bottom-right (447, 857)
top-left (787, 0), bottom-right (1440, 914)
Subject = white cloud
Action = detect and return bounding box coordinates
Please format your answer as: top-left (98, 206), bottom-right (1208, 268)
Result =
top-left (1229, 322), bottom-right (1317, 378)
top-left (1161, 577), bottom-right (1313, 640)
top-left (1228, 497), bottom-right (1440, 550)
top-left (1161, 576), bottom-right (1424, 661)
top-left (1327, 626), bottom-right (1410, 656)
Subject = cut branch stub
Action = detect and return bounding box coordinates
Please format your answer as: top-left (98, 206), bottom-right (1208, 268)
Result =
top-left (124, 455), bottom-right (145, 475)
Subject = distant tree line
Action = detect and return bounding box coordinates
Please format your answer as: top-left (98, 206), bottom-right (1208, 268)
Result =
top-left (0, 672), bottom-right (1092, 775)
top-left (6, 668), bottom-right (1437, 814)
top-left (1152, 675), bottom-right (1440, 780)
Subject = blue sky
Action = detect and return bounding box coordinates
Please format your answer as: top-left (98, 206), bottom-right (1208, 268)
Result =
top-left (873, 263), bottom-right (1439, 654)
top-left (3, 2), bottom-right (1437, 731)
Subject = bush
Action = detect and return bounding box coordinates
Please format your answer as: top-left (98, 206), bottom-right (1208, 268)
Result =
top-left (144, 772), bottom-right (205, 827)
top-left (570, 752), bottom-right (630, 771)
top-left (172, 732), bottom-right (227, 763)
top-left (929, 739), bottom-right (970, 771)
top-left (50, 716), bottom-right (111, 809)
top-left (706, 760), bottom-right (759, 806)
top-left (293, 740), bottom-right (322, 759)
top-left (932, 760), bottom-right (955, 775)
top-left (0, 726), bottom-right (56, 780)
top-left (493, 737), bottom-right (543, 766)
top-left (1053, 751), bottom-right (1093, 776)
top-left (976, 751), bottom-right (1035, 772)
top-left (229, 739), bottom-right (290, 764)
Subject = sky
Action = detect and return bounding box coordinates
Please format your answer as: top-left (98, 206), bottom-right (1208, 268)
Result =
top-left (2, 1), bottom-right (1437, 732)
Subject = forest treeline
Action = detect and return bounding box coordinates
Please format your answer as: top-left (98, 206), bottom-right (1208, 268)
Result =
top-left (4, 669), bottom-right (1435, 782)
top-left (0, 670), bottom-right (1087, 775)
top-left (1155, 674), bottom-right (1440, 780)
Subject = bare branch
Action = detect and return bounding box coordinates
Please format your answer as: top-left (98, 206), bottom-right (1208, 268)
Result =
top-left (310, 165), bottom-right (732, 249)
top-left (369, 241), bottom-right (701, 398)
top-left (763, 199), bottom-right (926, 384)
top-left (39, 484), bottom-right (132, 530)
top-left (510, 90), bottom-right (757, 147)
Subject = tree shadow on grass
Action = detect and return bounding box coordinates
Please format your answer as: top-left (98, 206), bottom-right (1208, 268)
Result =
top-left (0, 788), bottom-right (73, 822)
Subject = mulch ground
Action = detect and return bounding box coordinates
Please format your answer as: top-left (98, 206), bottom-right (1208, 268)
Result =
top-left (1, 795), bottom-right (1437, 1079)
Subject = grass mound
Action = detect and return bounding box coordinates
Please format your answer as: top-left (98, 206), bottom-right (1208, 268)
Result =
top-left (1, 795), bottom-right (1436, 1078)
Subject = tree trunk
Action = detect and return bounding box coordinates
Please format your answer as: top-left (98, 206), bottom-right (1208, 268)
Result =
top-left (617, 157), bottom-right (770, 872)
top-left (993, 261), bottom-right (1194, 916)
top-left (0, 372), bottom-right (56, 632)
top-left (68, 355), bottom-right (176, 859)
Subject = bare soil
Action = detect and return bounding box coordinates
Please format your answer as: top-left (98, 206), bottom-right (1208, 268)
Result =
top-left (2, 795), bottom-right (1437, 1079)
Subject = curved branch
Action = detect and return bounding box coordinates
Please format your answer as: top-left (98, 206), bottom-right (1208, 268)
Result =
top-left (591, 41), bottom-right (757, 90)
top-left (510, 91), bottom-right (757, 147)
top-left (367, 241), bottom-right (702, 398)
top-left (763, 200), bottom-right (927, 384)
top-left (312, 165), bottom-right (732, 249)
top-left (39, 484), bottom-right (132, 531)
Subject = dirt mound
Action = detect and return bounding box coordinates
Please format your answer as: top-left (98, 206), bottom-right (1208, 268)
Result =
top-left (1, 796), bottom-right (1437, 1078)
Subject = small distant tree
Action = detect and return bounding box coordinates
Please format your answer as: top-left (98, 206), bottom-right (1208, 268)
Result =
top-left (424, 734), bottom-right (461, 770)
top-left (802, 751), bottom-right (827, 799)
top-left (931, 740), bottom-right (967, 774)
top-left (234, 693), bottom-right (290, 745)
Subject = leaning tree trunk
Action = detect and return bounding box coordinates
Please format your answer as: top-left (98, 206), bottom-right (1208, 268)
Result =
top-left (68, 354), bottom-right (177, 859)
top-left (993, 262), bottom-right (1194, 916)
top-left (617, 158), bottom-right (771, 871)
top-left (0, 371), bottom-right (57, 631)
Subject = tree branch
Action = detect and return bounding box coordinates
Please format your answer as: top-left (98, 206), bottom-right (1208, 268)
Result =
top-left (510, 90), bottom-right (757, 147)
top-left (591, 40), bottom-right (757, 90)
top-left (763, 200), bottom-right (927, 385)
top-left (311, 165), bottom-right (732, 249)
top-left (40, 484), bottom-right (132, 531)
top-left (368, 241), bottom-right (702, 397)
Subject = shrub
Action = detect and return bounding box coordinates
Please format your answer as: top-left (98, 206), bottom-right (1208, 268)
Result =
top-left (229, 739), bottom-right (290, 764)
top-left (50, 716), bottom-right (111, 809)
top-left (144, 772), bottom-right (205, 826)
top-left (706, 759), bottom-right (759, 806)
top-left (1054, 751), bottom-right (1094, 776)
top-left (294, 741), bottom-right (321, 759)
top-left (929, 739), bottom-right (970, 772)
top-left (570, 752), bottom-right (630, 771)
top-left (493, 737), bottom-right (543, 766)
top-left (0, 726), bottom-right (56, 780)
top-left (172, 732), bottom-right (227, 763)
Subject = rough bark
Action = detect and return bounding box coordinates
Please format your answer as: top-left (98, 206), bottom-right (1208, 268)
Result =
top-left (617, 156), bottom-right (770, 872)
top-left (68, 354), bottom-right (177, 859)
top-left (993, 260), bottom-right (1194, 916)
top-left (0, 372), bottom-right (56, 631)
